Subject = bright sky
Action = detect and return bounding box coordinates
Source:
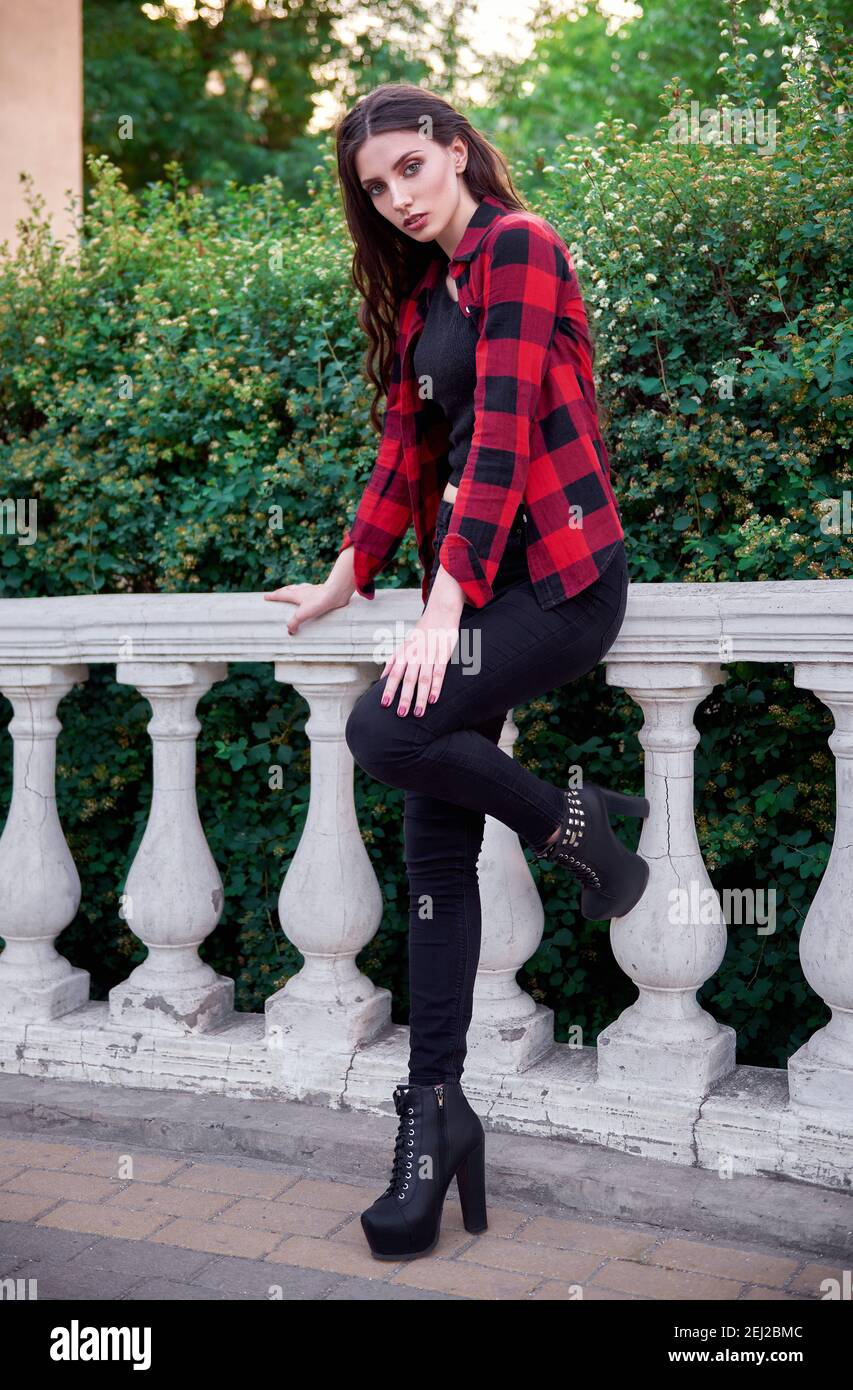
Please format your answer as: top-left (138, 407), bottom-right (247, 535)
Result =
top-left (142, 0), bottom-right (642, 130)
top-left (313, 0), bottom-right (641, 129)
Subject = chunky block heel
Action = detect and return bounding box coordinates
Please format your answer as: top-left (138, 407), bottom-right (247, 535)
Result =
top-left (600, 787), bottom-right (650, 819)
top-left (455, 1138), bottom-right (488, 1233)
top-left (530, 780), bottom-right (651, 920)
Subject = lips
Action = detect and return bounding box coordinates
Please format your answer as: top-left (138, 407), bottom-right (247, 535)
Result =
top-left (404, 213), bottom-right (427, 229)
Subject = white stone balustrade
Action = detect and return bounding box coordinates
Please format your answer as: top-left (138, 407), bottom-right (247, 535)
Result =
top-left (266, 661), bottom-right (390, 1099)
top-left (0, 664), bottom-right (90, 1021)
top-left (596, 661), bottom-right (736, 1096)
top-left (110, 661), bottom-right (233, 1035)
top-left (0, 580), bottom-right (850, 1190)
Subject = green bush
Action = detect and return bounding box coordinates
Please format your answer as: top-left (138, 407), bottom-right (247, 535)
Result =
top-left (0, 3), bottom-right (850, 1067)
top-left (520, 2), bottom-right (851, 1063)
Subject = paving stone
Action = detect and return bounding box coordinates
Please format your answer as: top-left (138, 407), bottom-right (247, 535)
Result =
top-left (168, 1163), bottom-right (299, 1199)
top-left (325, 1276), bottom-right (468, 1300)
top-left (741, 1286), bottom-right (814, 1301)
top-left (0, 1222), bottom-right (105, 1265)
top-left (457, 1233), bottom-right (603, 1281)
top-left (35, 1200), bottom-right (172, 1241)
top-left (390, 1259), bottom-right (541, 1299)
top-left (0, 1164), bottom-right (27, 1183)
top-left (275, 1178), bottom-right (376, 1212)
top-left (517, 1214), bottom-right (661, 1258)
top-left (265, 1233), bottom-right (404, 1280)
top-left (588, 1259), bottom-right (745, 1300)
top-left (0, 1257), bottom-right (148, 1301)
top-left (0, 1191), bottom-right (63, 1223)
top-left (64, 1151), bottom-right (191, 1182)
top-left (148, 1217), bottom-right (281, 1259)
top-left (529, 1280), bottom-right (644, 1300)
top-left (184, 1256), bottom-right (347, 1300)
top-left (0, 1138), bottom-right (86, 1168)
top-left (64, 1236), bottom-right (220, 1282)
top-left (1, 1168), bottom-right (123, 1203)
top-left (103, 1184), bottom-right (236, 1221)
top-left (214, 1196), bottom-right (344, 1237)
top-left (122, 1278), bottom-right (236, 1301)
top-left (647, 1237), bottom-right (800, 1287)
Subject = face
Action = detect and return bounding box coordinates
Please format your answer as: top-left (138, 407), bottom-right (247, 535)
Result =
top-left (355, 130), bottom-right (468, 240)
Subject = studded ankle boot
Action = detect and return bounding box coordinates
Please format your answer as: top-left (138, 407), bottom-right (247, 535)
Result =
top-left (530, 782), bottom-right (650, 920)
top-left (360, 1079), bottom-right (487, 1261)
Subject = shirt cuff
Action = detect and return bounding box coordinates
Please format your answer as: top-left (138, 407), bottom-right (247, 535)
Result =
top-left (339, 532), bottom-right (376, 600)
top-left (438, 532), bottom-right (493, 608)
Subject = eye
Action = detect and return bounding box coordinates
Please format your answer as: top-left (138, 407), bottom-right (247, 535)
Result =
top-left (366, 160), bottom-right (423, 197)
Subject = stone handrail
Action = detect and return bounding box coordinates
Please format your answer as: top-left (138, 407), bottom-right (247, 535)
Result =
top-left (0, 578), bottom-right (851, 1191)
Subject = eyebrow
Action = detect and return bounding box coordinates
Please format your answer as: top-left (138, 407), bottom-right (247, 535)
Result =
top-left (359, 150), bottom-right (423, 188)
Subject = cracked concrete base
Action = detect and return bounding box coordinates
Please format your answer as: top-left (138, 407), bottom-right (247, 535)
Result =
top-left (2, 1006), bottom-right (852, 1194)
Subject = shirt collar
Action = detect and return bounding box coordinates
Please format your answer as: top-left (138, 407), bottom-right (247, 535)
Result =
top-left (448, 192), bottom-right (511, 262)
top-left (405, 193), bottom-right (513, 311)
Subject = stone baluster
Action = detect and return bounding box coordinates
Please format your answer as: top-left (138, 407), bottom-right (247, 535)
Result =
top-left (110, 661), bottom-right (233, 1034)
top-left (266, 663), bottom-right (389, 1096)
top-left (465, 710), bottom-right (554, 1074)
top-left (0, 665), bottom-right (90, 1021)
top-left (788, 664), bottom-right (853, 1119)
top-left (596, 661), bottom-right (736, 1096)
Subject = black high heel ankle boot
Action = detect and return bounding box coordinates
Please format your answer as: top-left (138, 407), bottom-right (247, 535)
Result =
top-left (361, 1079), bottom-right (487, 1261)
top-left (530, 782), bottom-right (650, 920)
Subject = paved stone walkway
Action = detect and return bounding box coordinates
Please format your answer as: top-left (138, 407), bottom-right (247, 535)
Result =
top-left (0, 1132), bottom-right (839, 1301)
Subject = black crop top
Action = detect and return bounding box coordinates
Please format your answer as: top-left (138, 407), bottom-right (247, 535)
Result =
top-left (412, 273), bottom-right (479, 490)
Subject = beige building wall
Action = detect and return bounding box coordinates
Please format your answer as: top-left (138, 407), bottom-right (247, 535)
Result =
top-left (0, 0), bottom-right (83, 255)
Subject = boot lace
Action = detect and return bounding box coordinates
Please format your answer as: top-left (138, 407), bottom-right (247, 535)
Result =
top-left (383, 1086), bottom-right (416, 1199)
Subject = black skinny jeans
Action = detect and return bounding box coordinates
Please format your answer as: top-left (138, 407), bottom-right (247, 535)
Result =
top-left (345, 498), bottom-right (629, 1087)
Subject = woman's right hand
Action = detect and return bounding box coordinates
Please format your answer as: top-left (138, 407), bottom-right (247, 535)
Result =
top-left (264, 547), bottom-right (356, 636)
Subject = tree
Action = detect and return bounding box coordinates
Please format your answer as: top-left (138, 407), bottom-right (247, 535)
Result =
top-left (487, 0), bottom-right (849, 159)
top-left (83, 0), bottom-right (445, 199)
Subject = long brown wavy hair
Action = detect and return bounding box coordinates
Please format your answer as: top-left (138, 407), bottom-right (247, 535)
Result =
top-left (334, 83), bottom-right (527, 433)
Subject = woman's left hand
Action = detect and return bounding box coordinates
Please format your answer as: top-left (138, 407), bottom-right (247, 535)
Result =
top-left (380, 596), bottom-right (463, 716)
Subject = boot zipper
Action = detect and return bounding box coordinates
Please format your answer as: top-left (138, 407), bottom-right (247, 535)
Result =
top-left (435, 1084), bottom-right (447, 1184)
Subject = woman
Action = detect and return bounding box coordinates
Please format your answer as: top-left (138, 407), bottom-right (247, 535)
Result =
top-left (265, 83), bottom-right (649, 1262)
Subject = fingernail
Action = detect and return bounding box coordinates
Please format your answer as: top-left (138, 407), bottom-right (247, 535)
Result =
top-left (428, 693), bottom-right (437, 703)
top-left (414, 705), bottom-right (423, 716)
top-left (397, 706), bottom-right (408, 716)
top-left (381, 696), bottom-right (390, 706)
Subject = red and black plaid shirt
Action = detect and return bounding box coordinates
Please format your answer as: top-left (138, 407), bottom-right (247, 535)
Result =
top-left (339, 193), bottom-right (625, 610)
